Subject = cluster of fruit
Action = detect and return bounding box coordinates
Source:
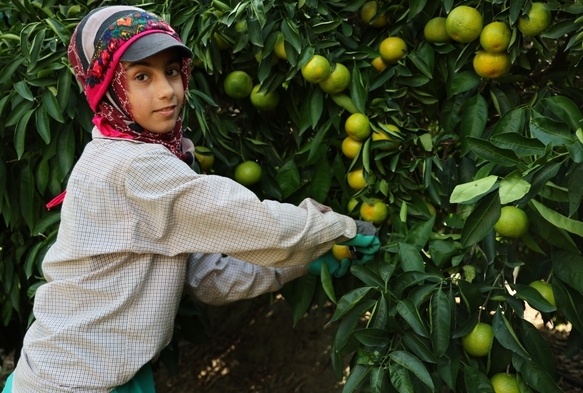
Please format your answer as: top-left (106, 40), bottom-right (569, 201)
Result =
top-left (461, 270), bottom-right (556, 393)
top-left (367, 2), bottom-right (551, 80)
top-left (222, 70), bottom-right (279, 111)
top-left (459, 204), bottom-right (555, 393)
top-left (423, 3), bottom-right (551, 79)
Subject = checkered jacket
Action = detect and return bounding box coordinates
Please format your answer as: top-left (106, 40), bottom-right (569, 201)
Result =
top-left (12, 128), bottom-right (356, 392)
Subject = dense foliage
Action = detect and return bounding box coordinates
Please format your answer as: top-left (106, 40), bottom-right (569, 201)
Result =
top-left (2, 0), bottom-right (583, 392)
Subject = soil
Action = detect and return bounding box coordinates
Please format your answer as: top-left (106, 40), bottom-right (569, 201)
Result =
top-left (1, 295), bottom-right (582, 393)
top-left (153, 295), bottom-right (347, 393)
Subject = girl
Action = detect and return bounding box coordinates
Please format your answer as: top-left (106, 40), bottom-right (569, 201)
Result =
top-left (6, 6), bottom-right (376, 392)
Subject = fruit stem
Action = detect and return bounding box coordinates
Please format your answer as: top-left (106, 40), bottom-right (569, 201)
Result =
top-left (546, 270), bottom-right (553, 283)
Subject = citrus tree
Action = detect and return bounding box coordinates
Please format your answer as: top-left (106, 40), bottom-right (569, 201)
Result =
top-left (2, 0), bottom-right (583, 392)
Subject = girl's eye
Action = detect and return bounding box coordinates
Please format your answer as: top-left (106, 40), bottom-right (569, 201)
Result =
top-left (167, 68), bottom-right (180, 77)
top-left (135, 73), bottom-right (149, 82)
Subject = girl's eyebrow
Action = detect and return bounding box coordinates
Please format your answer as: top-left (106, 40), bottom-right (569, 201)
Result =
top-left (124, 57), bottom-right (181, 71)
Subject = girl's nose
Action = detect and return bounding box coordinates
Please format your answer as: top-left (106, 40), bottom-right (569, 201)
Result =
top-left (156, 74), bottom-right (175, 99)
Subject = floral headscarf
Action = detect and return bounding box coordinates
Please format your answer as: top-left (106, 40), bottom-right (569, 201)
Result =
top-left (48, 6), bottom-right (193, 210)
top-left (67, 5), bottom-right (192, 160)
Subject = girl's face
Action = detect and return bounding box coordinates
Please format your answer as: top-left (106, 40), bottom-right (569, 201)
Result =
top-left (123, 48), bottom-right (185, 134)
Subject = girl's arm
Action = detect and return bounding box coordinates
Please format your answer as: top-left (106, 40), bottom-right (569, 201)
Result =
top-left (184, 253), bottom-right (308, 305)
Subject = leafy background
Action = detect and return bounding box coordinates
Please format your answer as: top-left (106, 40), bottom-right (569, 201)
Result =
top-left (1, 0), bottom-right (583, 392)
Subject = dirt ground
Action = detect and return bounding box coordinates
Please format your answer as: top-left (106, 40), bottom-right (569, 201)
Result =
top-left (153, 295), bottom-right (347, 393)
top-left (1, 295), bottom-right (582, 392)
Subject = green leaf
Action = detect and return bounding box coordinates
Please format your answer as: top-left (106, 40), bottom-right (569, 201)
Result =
top-left (370, 366), bottom-right (386, 393)
top-left (396, 298), bottom-right (429, 338)
top-left (519, 161), bottom-right (562, 204)
top-left (14, 80), bottom-right (34, 101)
top-left (538, 95), bottom-right (583, 132)
top-left (56, 69), bottom-right (71, 112)
top-left (35, 106), bottom-right (51, 144)
top-left (512, 354), bottom-right (563, 393)
top-left (309, 87), bottom-right (323, 129)
top-left (530, 199), bottom-right (583, 237)
top-left (509, 0), bottom-right (527, 23)
top-left (334, 299), bottom-right (376, 351)
top-left (449, 71), bottom-right (480, 96)
top-left (389, 363), bottom-right (414, 393)
top-left (437, 349), bottom-right (460, 391)
top-left (492, 307), bottom-right (530, 358)
top-left (529, 111), bottom-right (573, 147)
top-left (430, 289), bottom-right (451, 358)
top-left (392, 271), bottom-right (442, 299)
top-left (490, 133), bottom-right (545, 157)
top-left (398, 242), bottom-right (425, 272)
top-left (490, 107), bottom-right (528, 137)
top-left (350, 264), bottom-right (384, 288)
top-left (57, 128), bottom-right (75, 178)
top-left (310, 156), bottom-right (331, 203)
top-left (388, 351), bottom-right (434, 391)
top-left (20, 162), bottom-right (35, 231)
top-left (428, 240), bottom-right (459, 268)
top-left (552, 250), bottom-right (583, 292)
top-left (307, 118), bottom-right (333, 162)
top-left (520, 319), bottom-right (555, 378)
top-left (0, 58), bottom-right (24, 86)
top-left (460, 94), bottom-right (488, 156)
top-left (404, 215), bottom-right (435, 250)
top-left (543, 19), bottom-right (582, 39)
top-left (466, 137), bottom-right (522, 167)
top-left (35, 159), bottom-right (49, 195)
top-left (282, 19), bottom-right (302, 55)
top-left (44, 18), bottom-right (69, 45)
top-left (342, 364), bottom-right (371, 393)
top-left (42, 88), bottom-right (65, 123)
top-left (457, 280), bottom-right (482, 313)
top-left (461, 193), bottom-right (500, 247)
top-left (350, 65), bottom-right (367, 114)
top-left (31, 211), bottom-right (61, 236)
top-left (276, 160), bottom-right (301, 199)
top-left (0, 160), bottom-right (5, 213)
top-left (24, 241), bottom-right (43, 279)
top-left (499, 171), bottom-right (531, 205)
top-left (353, 328), bottom-right (389, 347)
top-left (330, 287), bottom-right (372, 322)
top-left (552, 279), bottom-right (583, 333)
top-left (450, 175), bottom-right (498, 204)
top-left (27, 281), bottom-right (45, 299)
top-left (408, 0), bottom-right (428, 20)
top-left (28, 28), bottom-right (46, 72)
top-left (15, 109), bottom-right (34, 159)
top-left (408, 50), bottom-right (432, 79)
top-left (567, 139), bottom-right (583, 163)
top-left (463, 365), bottom-right (494, 393)
top-left (282, 274), bottom-right (316, 326)
top-left (402, 331), bottom-right (438, 364)
top-left (320, 259), bottom-right (336, 304)
top-left (6, 99), bottom-right (34, 127)
top-left (514, 286), bottom-right (556, 313)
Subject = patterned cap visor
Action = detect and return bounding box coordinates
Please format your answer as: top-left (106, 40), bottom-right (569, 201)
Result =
top-left (120, 32), bottom-right (193, 62)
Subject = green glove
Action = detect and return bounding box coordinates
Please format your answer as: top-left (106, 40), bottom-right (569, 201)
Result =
top-left (308, 251), bottom-right (352, 277)
top-left (340, 234), bottom-right (381, 265)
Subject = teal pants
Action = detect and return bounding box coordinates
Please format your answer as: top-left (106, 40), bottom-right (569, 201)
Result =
top-left (2, 363), bottom-right (155, 393)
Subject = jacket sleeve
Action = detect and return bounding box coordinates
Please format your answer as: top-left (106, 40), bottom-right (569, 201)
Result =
top-left (184, 253), bottom-right (308, 305)
top-left (125, 149), bottom-right (356, 268)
